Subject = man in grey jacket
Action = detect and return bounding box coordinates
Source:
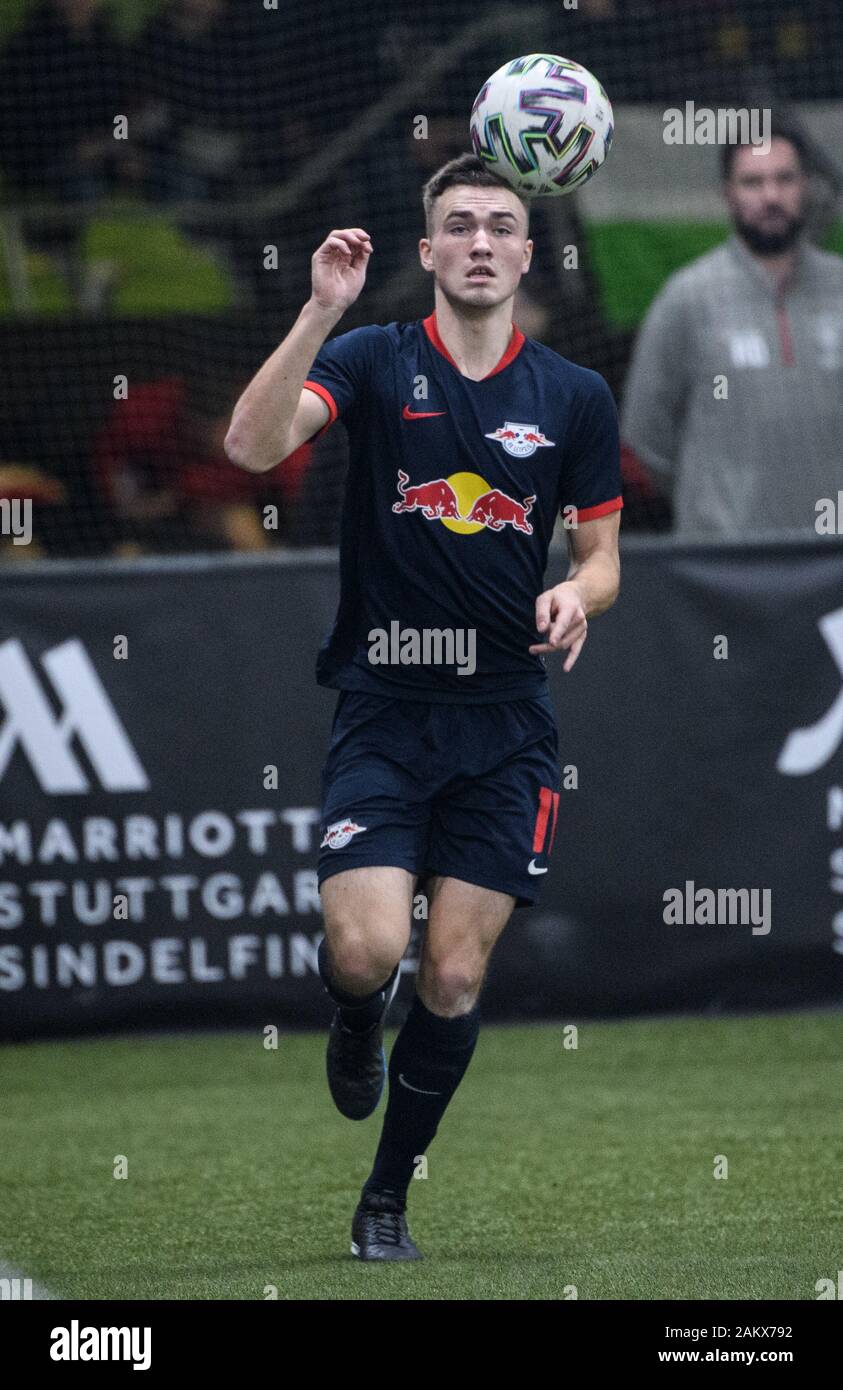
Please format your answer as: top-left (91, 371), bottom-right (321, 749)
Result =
top-left (621, 128), bottom-right (843, 537)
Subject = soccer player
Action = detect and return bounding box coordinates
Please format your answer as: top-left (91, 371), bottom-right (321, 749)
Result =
top-left (225, 153), bottom-right (622, 1261)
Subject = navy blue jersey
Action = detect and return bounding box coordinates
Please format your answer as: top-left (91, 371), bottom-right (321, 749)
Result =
top-left (305, 313), bottom-right (622, 703)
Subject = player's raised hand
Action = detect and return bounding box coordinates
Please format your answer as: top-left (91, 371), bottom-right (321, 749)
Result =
top-left (310, 228), bottom-right (373, 312)
top-left (529, 581), bottom-right (589, 672)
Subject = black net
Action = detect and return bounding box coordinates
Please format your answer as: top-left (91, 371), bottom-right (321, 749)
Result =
top-left (0, 0), bottom-right (841, 556)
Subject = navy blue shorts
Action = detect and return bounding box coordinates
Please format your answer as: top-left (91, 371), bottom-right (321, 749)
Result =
top-left (317, 690), bottom-right (561, 908)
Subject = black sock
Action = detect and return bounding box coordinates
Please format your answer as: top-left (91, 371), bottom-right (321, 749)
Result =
top-left (317, 936), bottom-right (398, 1034)
top-left (363, 994), bottom-right (481, 1204)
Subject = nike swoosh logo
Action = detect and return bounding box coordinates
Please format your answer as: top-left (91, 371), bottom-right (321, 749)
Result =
top-left (398, 1073), bottom-right (441, 1095)
top-left (527, 860), bottom-right (548, 875)
top-left (402, 405), bottom-right (447, 419)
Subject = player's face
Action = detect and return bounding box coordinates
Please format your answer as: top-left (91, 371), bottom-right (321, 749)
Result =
top-left (724, 138), bottom-right (807, 253)
top-left (419, 187), bottom-right (532, 309)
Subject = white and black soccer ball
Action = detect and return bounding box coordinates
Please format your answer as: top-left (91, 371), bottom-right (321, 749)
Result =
top-left (469, 53), bottom-right (614, 197)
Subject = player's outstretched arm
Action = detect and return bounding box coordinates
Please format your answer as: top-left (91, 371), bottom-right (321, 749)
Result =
top-left (224, 228), bottom-right (373, 473)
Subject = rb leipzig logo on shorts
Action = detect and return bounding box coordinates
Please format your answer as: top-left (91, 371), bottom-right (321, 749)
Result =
top-left (320, 818), bottom-right (367, 850)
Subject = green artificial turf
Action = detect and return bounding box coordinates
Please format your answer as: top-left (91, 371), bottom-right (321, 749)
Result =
top-left (1, 1010), bottom-right (840, 1300)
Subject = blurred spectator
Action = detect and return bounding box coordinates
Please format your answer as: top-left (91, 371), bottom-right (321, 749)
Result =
top-left (0, 0), bottom-right (130, 202)
top-left (0, 0), bottom-right (133, 303)
top-left (92, 375), bottom-right (312, 554)
top-left (535, 0), bottom-right (843, 103)
top-left (129, 0), bottom-right (306, 304)
top-left (133, 0), bottom-right (270, 202)
top-left (621, 128), bottom-right (843, 537)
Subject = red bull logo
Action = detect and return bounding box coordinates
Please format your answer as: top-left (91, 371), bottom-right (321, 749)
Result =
top-left (464, 488), bottom-right (535, 534)
top-left (484, 421), bottom-right (555, 458)
top-left (392, 470), bottom-right (461, 519)
top-left (392, 470), bottom-right (536, 536)
top-left (320, 818), bottom-right (367, 850)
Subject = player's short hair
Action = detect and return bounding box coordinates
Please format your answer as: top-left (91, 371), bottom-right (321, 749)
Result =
top-left (721, 123), bottom-right (810, 181)
top-left (422, 153), bottom-right (530, 235)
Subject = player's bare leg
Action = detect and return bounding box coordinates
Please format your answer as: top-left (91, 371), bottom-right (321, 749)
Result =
top-left (318, 866), bottom-right (414, 1121)
top-left (351, 875), bottom-right (515, 1261)
top-left (418, 874), bottom-right (515, 1014)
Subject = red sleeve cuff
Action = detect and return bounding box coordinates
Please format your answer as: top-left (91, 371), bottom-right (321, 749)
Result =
top-left (303, 380), bottom-right (339, 437)
top-left (572, 496), bottom-right (624, 523)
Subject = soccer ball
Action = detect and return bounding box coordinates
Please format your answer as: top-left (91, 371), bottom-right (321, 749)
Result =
top-left (469, 53), bottom-right (614, 197)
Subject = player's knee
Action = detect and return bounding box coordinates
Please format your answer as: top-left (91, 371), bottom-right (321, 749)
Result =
top-left (421, 955), bottom-right (484, 1013)
top-left (324, 924), bottom-right (398, 992)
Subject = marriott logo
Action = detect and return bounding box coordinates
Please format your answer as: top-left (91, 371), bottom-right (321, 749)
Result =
top-left (0, 638), bottom-right (148, 794)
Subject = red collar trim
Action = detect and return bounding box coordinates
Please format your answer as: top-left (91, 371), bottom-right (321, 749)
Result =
top-left (422, 312), bottom-right (525, 379)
